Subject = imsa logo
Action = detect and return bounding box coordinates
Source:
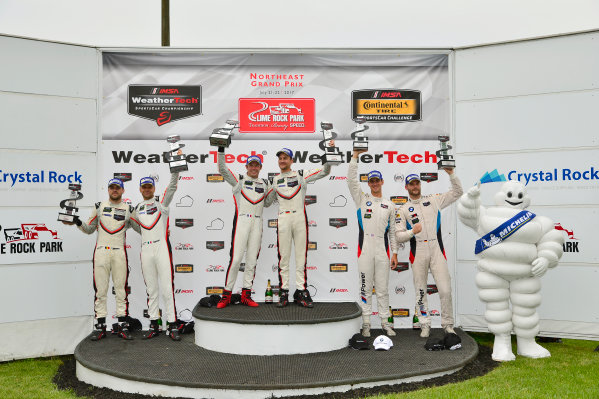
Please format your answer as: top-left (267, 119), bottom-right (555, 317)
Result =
top-left (329, 263), bottom-right (348, 272)
top-left (175, 289), bottom-right (194, 294)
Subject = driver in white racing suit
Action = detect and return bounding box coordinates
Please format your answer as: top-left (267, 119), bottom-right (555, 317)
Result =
top-left (215, 147), bottom-right (274, 309)
top-left (131, 172), bottom-right (181, 341)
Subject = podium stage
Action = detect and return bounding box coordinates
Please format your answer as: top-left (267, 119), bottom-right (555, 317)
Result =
top-left (75, 302), bottom-right (478, 398)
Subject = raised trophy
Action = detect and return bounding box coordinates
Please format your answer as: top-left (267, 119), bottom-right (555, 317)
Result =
top-left (351, 116), bottom-right (370, 151)
top-left (319, 121), bottom-right (343, 165)
top-left (436, 135), bottom-right (456, 169)
top-left (165, 135), bottom-right (188, 172)
top-left (209, 119), bottom-right (239, 148)
top-left (58, 184), bottom-right (84, 223)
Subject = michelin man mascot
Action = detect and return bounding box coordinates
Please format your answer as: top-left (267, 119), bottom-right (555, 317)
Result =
top-left (457, 180), bottom-right (564, 361)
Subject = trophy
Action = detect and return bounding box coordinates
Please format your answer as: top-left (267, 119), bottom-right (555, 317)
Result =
top-left (319, 121), bottom-right (343, 165)
top-left (58, 184), bottom-right (84, 223)
top-left (436, 135), bottom-right (456, 169)
top-left (209, 119), bottom-right (239, 148)
top-left (165, 135), bottom-right (188, 172)
top-left (351, 116), bottom-right (370, 151)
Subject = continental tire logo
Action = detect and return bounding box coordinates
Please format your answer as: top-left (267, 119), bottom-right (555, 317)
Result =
top-left (206, 174), bottom-right (224, 183)
top-left (329, 218), bottom-right (348, 228)
top-left (392, 308), bottom-right (410, 317)
top-left (390, 196), bottom-right (408, 205)
top-left (329, 263), bottom-right (348, 272)
top-left (308, 242), bottom-right (317, 250)
top-left (268, 219), bottom-right (278, 228)
top-left (351, 89), bottom-right (421, 122)
top-left (175, 264), bottom-right (194, 273)
top-left (206, 286), bottom-right (224, 295)
top-left (359, 174), bottom-right (369, 183)
top-left (206, 241), bottom-right (225, 251)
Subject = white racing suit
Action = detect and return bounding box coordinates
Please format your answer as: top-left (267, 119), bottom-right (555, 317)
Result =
top-left (347, 158), bottom-right (397, 324)
top-left (218, 152), bottom-right (274, 291)
top-left (395, 174), bottom-right (463, 329)
top-left (272, 164), bottom-right (330, 291)
top-left (131, 172), bottom-right (179, 324)
top-left (78, 201), bottom-right (138, 320)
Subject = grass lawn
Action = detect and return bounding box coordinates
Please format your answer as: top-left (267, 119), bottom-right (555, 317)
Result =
top-left (0, 333), bottom-right (597, 399)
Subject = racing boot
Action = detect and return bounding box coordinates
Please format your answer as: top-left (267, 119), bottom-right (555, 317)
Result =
top-left (117, 321), bottom-right (134, 340)
top-left (277, 289), bottom-right (289, 308)
top-left (420, 324), bottom-right (431, 338)
top-left (241, 288), bottom-right (259, 307)
top-left (143, 320), bottom-right (161, 340)
top-left (167, 322), bottom-right (181, 341)
top-left (361, 323), bottom-right (371, 338)
top-left (216, 290), bottom-right (232, 309)
top-left (90, 321), bottom-right (107, 341)
top-left (382, 322), bottom-right (397, 337)
top-left (293, 289), bottom-right (314, 308)
top-left (444, 325), bottom-right (456, 334)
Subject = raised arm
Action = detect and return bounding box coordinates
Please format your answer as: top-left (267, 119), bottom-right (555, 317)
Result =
top-left (77, 203), bottom-right (99, 234)
top-left (437, 169), bottom-right (464, 209)
top-left (161, 171), bottom-right (180, 208)
top-left (217, 147), bottom-right (239, 187)
top-left (303, 163), bottom-right (331, 183)
top-left (346, 156), bottom-right (363, 206)
top-left (457, 183), bottom-right (484, 232)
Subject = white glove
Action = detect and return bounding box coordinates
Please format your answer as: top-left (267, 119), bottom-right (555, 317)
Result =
top-left (531, 257), bottom-right (549, 277)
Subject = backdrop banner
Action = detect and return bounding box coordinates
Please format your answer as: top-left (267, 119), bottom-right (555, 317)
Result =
top-left (100, 52), bottom-right (451, 328)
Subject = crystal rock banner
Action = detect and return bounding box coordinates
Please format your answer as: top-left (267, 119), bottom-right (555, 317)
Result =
top-left (99, 52), bottom-right (452, 329)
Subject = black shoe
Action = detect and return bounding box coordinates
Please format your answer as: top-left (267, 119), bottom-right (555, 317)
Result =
top-left (117, 322), bottom-right (134, 340)
top-left (167, 323), bottom-right (181, 341)
top-left (90, 323), bottom-right (107, 341)
top-left (143, 321), bottom-right (161, 340)
top-left (277, 289), bottom-right (289, 308)
top-left (294, 289), bottom-right (314, 308)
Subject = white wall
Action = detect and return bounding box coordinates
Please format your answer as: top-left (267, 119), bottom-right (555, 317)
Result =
top-left (454, 31), bottom-right (599, 339)
top-left (0, 36), bottom-right (99, 361)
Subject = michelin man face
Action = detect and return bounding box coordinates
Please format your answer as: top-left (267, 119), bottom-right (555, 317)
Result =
top-left (494, 180), bottom-right (530, 209)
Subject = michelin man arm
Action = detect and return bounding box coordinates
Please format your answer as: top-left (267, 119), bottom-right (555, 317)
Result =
top-left (457, 183), bottom-right (484, 232)
top-left (531, 216), bottom-right (565, 277)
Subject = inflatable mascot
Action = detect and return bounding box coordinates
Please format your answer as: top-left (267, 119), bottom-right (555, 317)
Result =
top-left (457, 180), bottom-right (564, 361)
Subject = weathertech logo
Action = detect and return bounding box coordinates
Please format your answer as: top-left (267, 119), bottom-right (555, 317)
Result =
top-left (206, 174), bottom-right (224, 183)
top-left (113, 172), bottom-right (132, 182)
top-left (128, 85), bottom-right (202, 126)
top-left (329, 263), bottom-right (348, 272)
top-left (239, 98), bottom-right (315, 133)
top-left (420, 172), bottom-right (438, 183)
top-left (393, 262), bottom-right (410, 272)
top-left (427, 284), bottom-right (439, 295)
top-left (206, 241), bottom-right (225, 251)
top-left (305, 195), bottom-right (317, 205)
top-left (206, 286), bottom-right (224, 295)
top-left (329, 218), bottom-right (348, 228)
top-left (175, 219), bottom-right (194, 229)
top-left (175, 264), bottom-right (194, 273)
top-left (351, 89), bottom-right (421, 122)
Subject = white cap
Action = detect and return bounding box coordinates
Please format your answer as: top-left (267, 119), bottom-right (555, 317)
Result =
top-left (373, 335), bottom-right (393, 351)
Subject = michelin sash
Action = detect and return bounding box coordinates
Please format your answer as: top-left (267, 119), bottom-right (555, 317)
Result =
top-left (475, 210), bottom-right (536, 254)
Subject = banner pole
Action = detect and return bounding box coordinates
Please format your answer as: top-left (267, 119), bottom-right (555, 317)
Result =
top-left (161, 0), bottom-right (170, 47)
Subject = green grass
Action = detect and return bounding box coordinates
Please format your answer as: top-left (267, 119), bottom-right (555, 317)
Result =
top-left (0, 335), bottom-right (597, 399)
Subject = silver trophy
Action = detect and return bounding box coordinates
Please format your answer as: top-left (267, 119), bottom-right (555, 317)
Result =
top-left (436, 135), bottom-right (456, 169)
top-left (58, 184), bottom-right (84, 223)
top-left (209, 119), bottom-right (239, 148)
top-left (319, 121), bottom-right (343, 165)
top-left (165, 135), bottom-right (188, 172)
top-left (351, 116), bottom-right (370, 151)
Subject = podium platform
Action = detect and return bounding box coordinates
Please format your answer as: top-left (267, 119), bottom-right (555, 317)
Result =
top-left (75, 302), bottom-right (478, 399)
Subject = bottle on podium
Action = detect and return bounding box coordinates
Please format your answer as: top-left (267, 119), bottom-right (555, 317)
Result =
top-left (412, 307), bottom-right (420, 330)
top-left (265, 279), bottom-right (273, 304)
top-left (387, 307), bottom-right (394, 325)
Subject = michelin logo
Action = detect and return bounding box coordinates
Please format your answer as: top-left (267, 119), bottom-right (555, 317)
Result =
top-left (0, 170), bottom-right (83, 187)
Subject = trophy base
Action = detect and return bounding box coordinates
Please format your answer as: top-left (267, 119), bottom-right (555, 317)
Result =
top-left (323, 154), bottom-right (344, 165)
top-left (437, 160), bottom-right (456, 169)
top-left (210, 133), bottom-right (232, 148)
top-left (58, 213), bottom-right (76, 223)
top-left (353, 141), bottom-right (368, 151)
top-left (170, 162), bottom-right (189, 173)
